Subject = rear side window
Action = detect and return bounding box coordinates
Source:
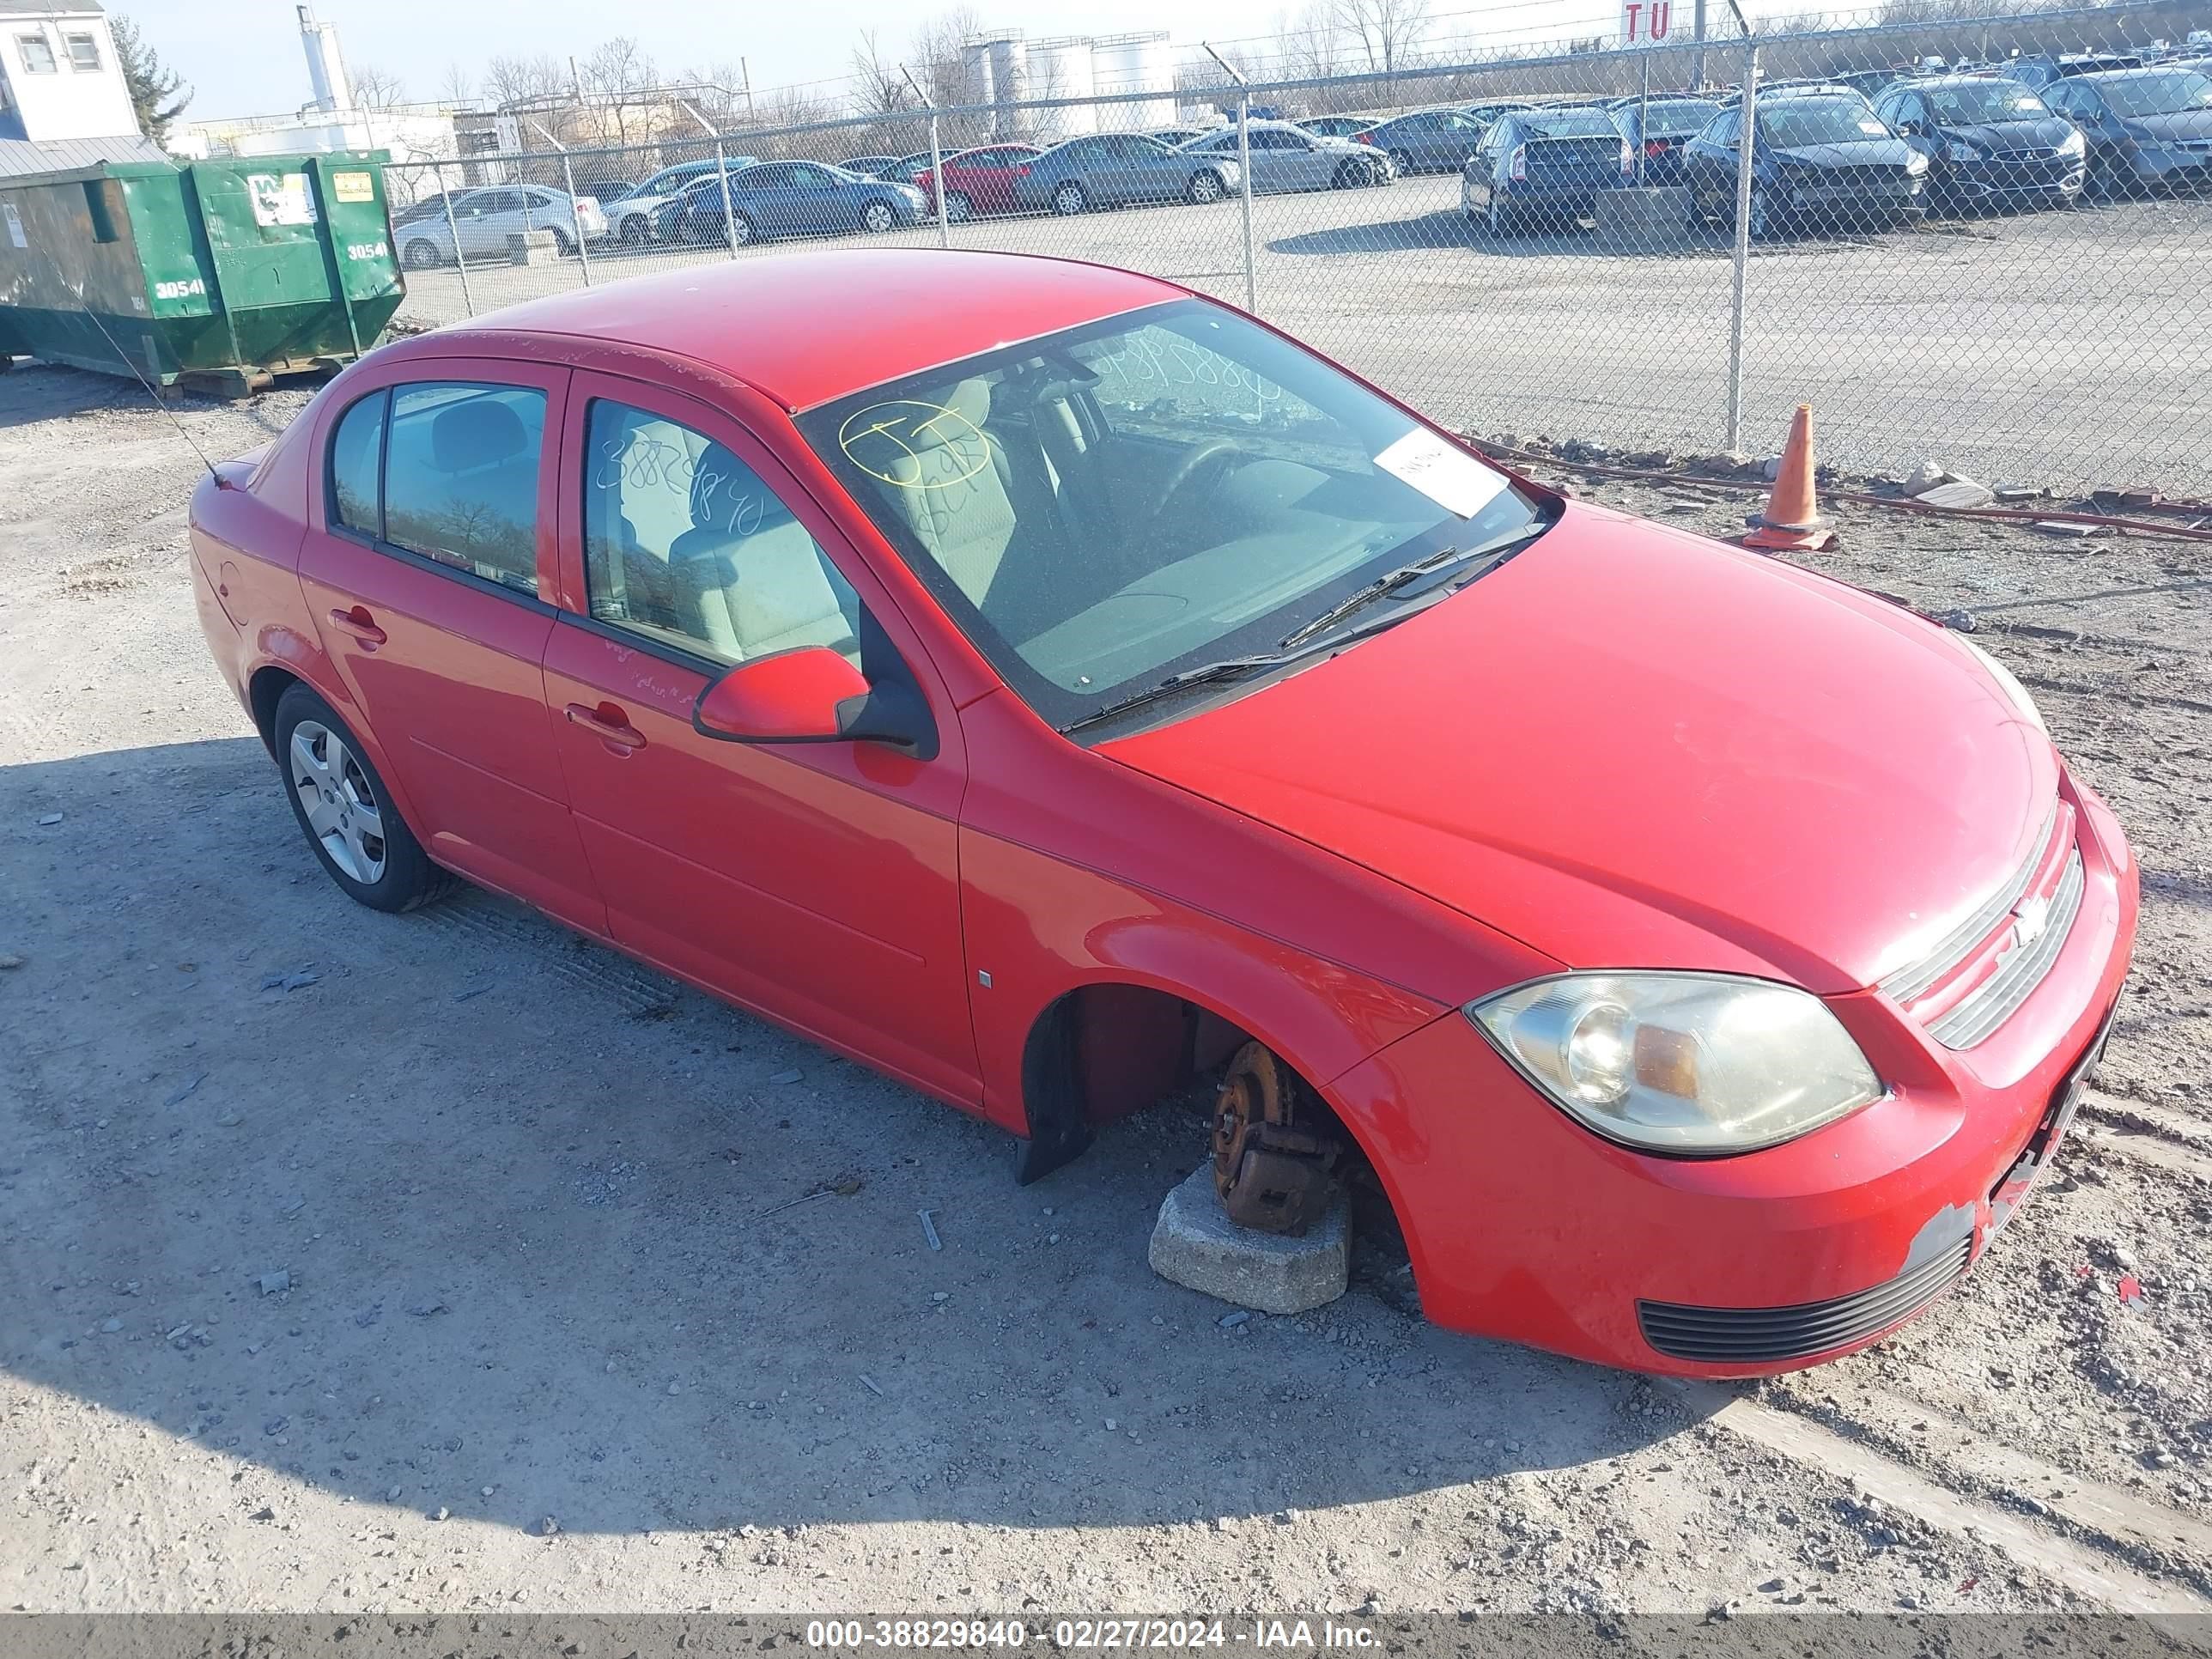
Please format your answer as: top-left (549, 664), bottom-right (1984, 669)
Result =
top-left (328, 391), bottom-right (386, 536)
top-left (380, 383), bottom-right (547, 595)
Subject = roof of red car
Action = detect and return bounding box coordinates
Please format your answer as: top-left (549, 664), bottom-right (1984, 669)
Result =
top-left (448, 248), bottom-right (1185, 411)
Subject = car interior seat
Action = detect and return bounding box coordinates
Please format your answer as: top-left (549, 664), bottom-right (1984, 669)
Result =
top-left (404, 393), bottom-right (539, 587)
top-left (668, 445), bottom-right (860, 664)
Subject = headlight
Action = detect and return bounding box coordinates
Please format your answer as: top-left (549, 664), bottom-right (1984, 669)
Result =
top-left (1958, 635), bottom-right (2047, 735)
top-left (1905, 150), bottom-right (1931, 173)
top-left (1945, 140), bottom-right (1986, 162)
top-left (1467, 973), bottom-right (1881, 1154)
top-left (2058, 129), bottom-right (2086, 155)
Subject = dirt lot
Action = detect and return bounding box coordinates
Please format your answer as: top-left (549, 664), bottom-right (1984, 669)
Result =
top-left (3, 362), bottom-right (2212, 1619)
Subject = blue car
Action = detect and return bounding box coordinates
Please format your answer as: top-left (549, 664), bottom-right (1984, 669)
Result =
top-left (1462, 106), bottom-right (1632, 234)
top-left (659, 161), bottom-right (927, 246)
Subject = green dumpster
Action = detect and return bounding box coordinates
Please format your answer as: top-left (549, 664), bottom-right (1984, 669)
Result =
top-left (0, 151), bottom-right (404, 390)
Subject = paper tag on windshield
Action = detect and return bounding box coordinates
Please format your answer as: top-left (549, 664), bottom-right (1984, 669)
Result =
top-left (1373, 428), bottom-right (1509, 519)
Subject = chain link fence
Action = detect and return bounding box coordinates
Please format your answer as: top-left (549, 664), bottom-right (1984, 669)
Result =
top-left (380, 1), bottom-right (2212, 495)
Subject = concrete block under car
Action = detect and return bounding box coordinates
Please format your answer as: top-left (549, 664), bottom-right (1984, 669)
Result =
top-left (1595, 185), bottom-right (1691, 250)
top-left (1149, 1162), bottom-right (1348, 1316)
top-left (507, 229), bottom-right (564, 266)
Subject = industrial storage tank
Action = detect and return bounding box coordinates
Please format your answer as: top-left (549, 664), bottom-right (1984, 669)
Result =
top-left (957, 39), bottom-right (995, 109)
top-left (1026, 36), bottom-right (1098, 140)
top-left (1089, 31), bottom-right (1176, 132)
top-left (963, 32), bottom-right (1029, 140)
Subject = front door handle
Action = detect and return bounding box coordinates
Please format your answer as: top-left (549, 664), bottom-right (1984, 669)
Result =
top-left (565, 701), bottom-right (647, 752)
top-left (327, 605), bottom-right (387, 648)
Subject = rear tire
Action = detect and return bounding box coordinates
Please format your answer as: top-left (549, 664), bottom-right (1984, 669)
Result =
top-left (618, 216), bottom-right (648, 245)
top-left (272, 684), bottom-right (452, 915)
top-left (550, 228), bottom-right (575, 257)
top-left (401, 238), bottom-right (441, 270)
top-left (730, 211), bottom-right (757, 246)
top-left (1388, 147), bottom-right (1414, 176)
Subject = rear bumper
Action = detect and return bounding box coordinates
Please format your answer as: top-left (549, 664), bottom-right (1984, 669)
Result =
top-left (1326, 770), bottom-right (2138, 1376)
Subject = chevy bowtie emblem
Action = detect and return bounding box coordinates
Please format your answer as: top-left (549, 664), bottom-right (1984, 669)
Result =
top-left (2013, 893), bottom-right (2052, 948)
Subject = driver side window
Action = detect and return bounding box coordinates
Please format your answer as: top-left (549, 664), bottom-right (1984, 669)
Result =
top-left (581, 398), bottom-right (860, 667)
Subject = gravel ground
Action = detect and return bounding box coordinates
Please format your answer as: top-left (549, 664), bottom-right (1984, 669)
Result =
top-left (386, 179), bottom-right (2212, 497)
top-left (3, 362), bottom-right (2210, 1618)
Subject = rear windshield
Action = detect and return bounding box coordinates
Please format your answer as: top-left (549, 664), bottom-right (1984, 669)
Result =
top-left (1636, 99), bottom-right (1722, 134)
top-left (1525, 109), bottom-right (1620, 137)
top-left (2096, 70), bottom-right (2212, 116)
top-left (1761, 100), bottom-right (1892, 146)
top-left (1923, 81), bottom-right (2051, 122)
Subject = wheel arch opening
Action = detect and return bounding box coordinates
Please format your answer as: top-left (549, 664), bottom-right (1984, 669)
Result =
top-left (248, 665), bottom-right (302, 759)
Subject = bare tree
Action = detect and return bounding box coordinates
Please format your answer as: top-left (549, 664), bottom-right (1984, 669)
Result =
top-left (577, 36), bottom-right (660, 144)
top-left (1329, 0), bottom-right (1432, 76)
top-left (437, 61), bottom-right (476, 107)
top-left (908, 4), bottom-right (986, 110)
top-left (350, 64), bottom-right (407, 110)
top-left (483, 52), bottom-right (567, 108)
top-left (848, 28), bottom-right (913, 116)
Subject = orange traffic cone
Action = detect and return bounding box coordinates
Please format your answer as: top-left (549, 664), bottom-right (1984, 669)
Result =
top-left (1743, 404), bottom-right (1835, 552)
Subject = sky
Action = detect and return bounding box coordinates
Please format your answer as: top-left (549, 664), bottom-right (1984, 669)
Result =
top-left (118, 0), bottom-right (1780, 124)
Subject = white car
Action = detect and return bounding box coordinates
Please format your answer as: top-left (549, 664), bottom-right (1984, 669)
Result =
top-left (394, 185), bottom-right (606, 269)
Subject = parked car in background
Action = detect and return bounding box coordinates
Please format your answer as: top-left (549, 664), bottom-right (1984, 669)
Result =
top-left (2040, 68), bottom-right (2212, 196)
top-left (1148, 126), bottom-right (1216, 148)
top-left (1835, 68), bottom-right (1905, 99)
top-left (919, 143), bottom-right (1042, 220)
top-left (2004, 52), bottom-right (2146, 90)
top-left (394, 185), bottom-right (606, 268)
top-left (659, 161), bottom-right (927, 244)
top-left (1178, 120), bottom-right (1393, 191)
top-left (1299, 114), bottom-right (1373, 137)
top-left (837, 155), bottom-right (906, 178)
top-left (592, 160), bottom-right (748, 245)
top-left (887, 153), bottom-right (937, 185)
top-left (1463, 105), bottom-right (1632, 233)
top-left (190, 247), bottom-right (2136, 1377)
top-left (1872, 77), bottom-right (2086, 210)
top-left (392, 189), bottom-right (468, 228)
top-left (1613, 96), bottom-right (1724, 185)
top-left (1680, 94), bottom-right (1928, 236)
top-left (1465, 101), bottom-right (1533, 125)
top-left (1008, 133), bottom-right (1242, 214)
top-left (1353, 106), bottom-right (1492, 173)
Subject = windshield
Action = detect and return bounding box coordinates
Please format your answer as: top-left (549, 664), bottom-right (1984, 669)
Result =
top-left (2097, 70), bottom-right (2212, 116)
top-left (1525, 109), bottom-right (1619, 137)
top-left (1923, 81), bottom-right (2051, 121)
top-left (1761, 100), bottom-right (1893, 147)
top-left (1636, 99), bottom-right (1722, 134)
top-left (798, 298), bottom-right (1542, 731)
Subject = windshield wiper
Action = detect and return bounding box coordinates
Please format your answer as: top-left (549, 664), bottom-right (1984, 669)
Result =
top-left (1276, 544), bottom-right (1467, 653)
top-left (1060, 653), bottom-right (1294, 734)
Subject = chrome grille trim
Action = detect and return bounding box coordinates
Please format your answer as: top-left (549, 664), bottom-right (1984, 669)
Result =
top-left (1928, 850), bottom-right (2085, 1049)
top-left (1879, 803), bottom-right (2057, 1006)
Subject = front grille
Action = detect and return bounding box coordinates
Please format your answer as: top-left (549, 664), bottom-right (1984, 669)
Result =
top-left (1638, 1235), bottom-right (1972, 1364)
top-left (1929, 850), bottom-right (2086, 1048)
top-left (1879, 803), bottom-right (2057, 1006)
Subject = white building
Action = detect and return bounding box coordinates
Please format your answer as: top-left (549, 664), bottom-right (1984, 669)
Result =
top-left (0, 0), bottom-right (139, 143)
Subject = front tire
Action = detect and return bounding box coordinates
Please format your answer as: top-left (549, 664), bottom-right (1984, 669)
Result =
top-left (401, 238), bottom-right (441, 270)
top-left (273, 685), bottom-right (450, 915)
top-left (1051, 180), bottom-right (1089, 215)
top-left (860, 198), bottom-right (897, 233)
top-left (945, 191), bottom-right (973, 222)
top-left (1187, 169), bottom-right (1225, 204)
top-left (1388, 147), bottom-right (1414, 176)
top-left (730, 211), bottom-right (757, 246)
top-left (617, 215), bottom-right (648, 246)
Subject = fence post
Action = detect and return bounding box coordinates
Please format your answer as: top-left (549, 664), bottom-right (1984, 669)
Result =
top-left (716, 140), bottom-right (740, 258)
top-left (928, 109), bottom-right (949, 248)
top-left (435, 162), bottom-right (476, 319)
top-left (1236, 91), bottom-right (1257, 313)
top-left (559, 152), bottom-right (595, 287)
top-left (1724, 37), bottom-right (1759, 456)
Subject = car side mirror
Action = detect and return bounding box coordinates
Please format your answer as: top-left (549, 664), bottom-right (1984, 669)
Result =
top-left (1896, 120), bottom-right (1920, 135)
top-left (692, 647), bottom-right (934, 755)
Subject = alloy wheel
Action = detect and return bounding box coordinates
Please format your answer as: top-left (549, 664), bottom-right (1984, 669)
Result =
top-left (290, 721), bottom-right (386, 885)
top-left (862, 200), bottom-right (896, 233)
top-left (945, 192), bottom-right (972, 222)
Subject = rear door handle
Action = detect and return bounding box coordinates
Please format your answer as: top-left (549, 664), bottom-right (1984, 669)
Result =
top-left (565, 701), bottom-right (647, 752)
top-left (326, 606), bottom-right (386, 648)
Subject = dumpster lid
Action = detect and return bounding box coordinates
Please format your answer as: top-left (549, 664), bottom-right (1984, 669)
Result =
top-left (0, 134), bottom-right (175, 183)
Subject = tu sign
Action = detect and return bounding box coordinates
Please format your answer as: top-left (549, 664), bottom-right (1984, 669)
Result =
top-left (1621, 0), bottom-right (1674, 44)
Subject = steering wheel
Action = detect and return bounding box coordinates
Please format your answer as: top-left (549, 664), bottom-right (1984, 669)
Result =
top-left (1151, 440), bottom-right (1245, 531)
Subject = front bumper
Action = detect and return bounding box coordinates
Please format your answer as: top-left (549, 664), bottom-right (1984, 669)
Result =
top-left (1325, 770), bottom-right (2138, 1376)
top-left (1948, 157), bottom-right (2087, 198)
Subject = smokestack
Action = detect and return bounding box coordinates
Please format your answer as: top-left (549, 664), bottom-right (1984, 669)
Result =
top-left (297, 5), bottom-right (352, 113)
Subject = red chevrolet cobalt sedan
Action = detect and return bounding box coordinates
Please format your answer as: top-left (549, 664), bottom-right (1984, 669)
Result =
top-left (189, 250), bottom-right (2136, 1375)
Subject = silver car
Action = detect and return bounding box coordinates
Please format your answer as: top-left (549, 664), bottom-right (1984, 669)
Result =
top-left (1178, 120), bottom-right (1394, 191)
top-left (393, 185), bottom-right (607, 268)
top-left (1009, 132), bottom-right (1244, 215)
